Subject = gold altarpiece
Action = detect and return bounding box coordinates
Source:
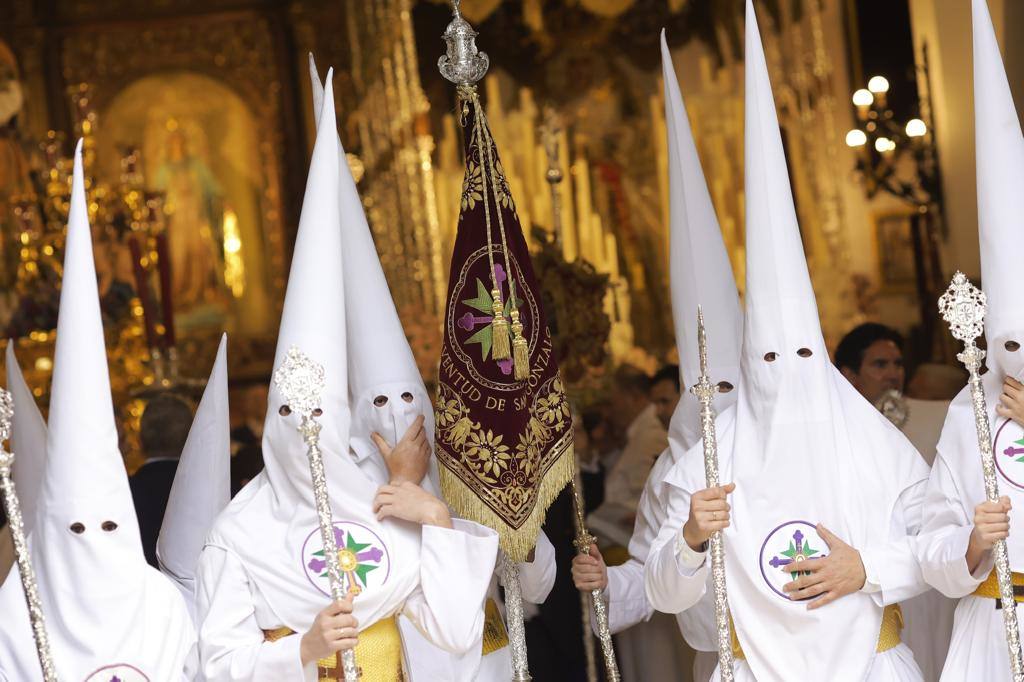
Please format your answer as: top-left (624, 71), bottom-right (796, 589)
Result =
top-left (0, 0), bottom-right (873, 454)
top-left (323, 0), bottom-right (867, 380)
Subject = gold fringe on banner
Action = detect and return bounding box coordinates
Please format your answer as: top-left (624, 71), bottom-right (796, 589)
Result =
top-left (439, 440), bottom-right (575, 563)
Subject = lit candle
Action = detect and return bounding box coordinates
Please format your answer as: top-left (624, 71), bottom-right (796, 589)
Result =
top-left (557, 129), bottom-right (578, 262)
top-left (604, 232), bottom-right (620, 279)
top-left (155, 232), bottom-right (176, 348)
top-left (128, 236), bottom-right (159, 351)
top-left (575, 156), bottom-right (596, 262)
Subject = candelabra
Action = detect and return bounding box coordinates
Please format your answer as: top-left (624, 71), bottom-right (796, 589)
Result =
top-left (844, 46), bottom-right (947, 360)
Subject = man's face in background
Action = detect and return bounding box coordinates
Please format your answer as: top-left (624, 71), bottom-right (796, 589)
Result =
top-left (842, 339), bottom-right (905, 405)
top-left (650, 377), bottom-right (681, 431)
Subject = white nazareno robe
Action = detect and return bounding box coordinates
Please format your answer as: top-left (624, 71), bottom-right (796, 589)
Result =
top-left (646, 409), bottom-right (927, 682)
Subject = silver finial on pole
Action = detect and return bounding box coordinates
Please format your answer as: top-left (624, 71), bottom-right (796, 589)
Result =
top-left (692, 306), bottom-right (735, 681)
top-left (0, 388), bottom-right (58, 681)
top-left (438, 0), bottom-right (489, 86)
top-left (273, 346), bottom-right (359, 681)
top-left (938, 272), bottom-right (1024, 680)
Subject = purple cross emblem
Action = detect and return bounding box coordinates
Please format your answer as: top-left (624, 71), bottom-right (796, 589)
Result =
top-left (759, 520), bottom-right (827, 600)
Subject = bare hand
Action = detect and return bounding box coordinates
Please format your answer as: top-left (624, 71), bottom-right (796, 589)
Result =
top-left (572, 543), bottom-right (608, 592)
top-left (300, 597), bottom-right (358, 665)
top-left (682, 483), bottom-right (735, 552)
top-left (967, 496), bottom-right (1012, 573)
top-left (782, 524), bottom-right (865, 609)
top-left (997, 377), bottom-right (1024, 424)
top-left (373, 481), bottom-right (452, 529)
top-left (372, 415), bottom-right (430, 485)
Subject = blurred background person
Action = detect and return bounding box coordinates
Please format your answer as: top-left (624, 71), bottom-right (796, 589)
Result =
top-left (230, 441), bottom-right (264, 497)
top-left (129, 391), bottom-right (194, 567)
top-left (229, 380), bottom-right (267, 454)
top-left (601, 364), bottom-right (677, 521)
top-left (835, 322), bottom-right (905, 406)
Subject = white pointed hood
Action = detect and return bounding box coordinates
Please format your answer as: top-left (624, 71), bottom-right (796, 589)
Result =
top-left (713, 6), bottom-right (928, 680)
top-left (267, 72), bottom-right (350, 477)
top-left (206, 73), bottom-right (422, 634)
top-left (6, 343), bottom-right (47, 537)
top-left (156, 333), bottom-right (230, 620)
top-left (308, 56), bottom-right (437, 488)
top-left (659, 32), bottom-right (744, 657)
top-left (927, 0), bottom-right (1024, 579)
top-left (973, 0), bottom-right (1024, 379)
top-left (0, 140), bottom-right (193, 680)
top-left (661, 32), bottom-right (742, 454)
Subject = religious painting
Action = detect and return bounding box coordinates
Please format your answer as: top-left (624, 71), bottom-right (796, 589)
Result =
top-left (94, 71), bottom-right (274, 337)
top-left (874, 210), bottom-right (917, 291)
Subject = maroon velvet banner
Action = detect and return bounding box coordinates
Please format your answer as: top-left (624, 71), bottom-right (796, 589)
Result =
top-left (435, 92), bottom-right (573, 561)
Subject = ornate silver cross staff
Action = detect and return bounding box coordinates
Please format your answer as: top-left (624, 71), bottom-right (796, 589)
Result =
top-left (938, 272), bottom-right (1024, 680)
top-left (273, 346), bottom-right (358, 681)
top-left (692, 307), bottom-right (734, 681)
top-left (543, 107), bottom-right (616, 680)
top-left (570, 476), bottom-right (621, 682)
top-left (0, 388), bottom-right (57, 680)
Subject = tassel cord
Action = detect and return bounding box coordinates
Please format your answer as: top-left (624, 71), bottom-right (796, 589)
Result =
top-left (475, 95), bottom-right (529, 375)
top-left (463, 87), bottom-right (511, 359)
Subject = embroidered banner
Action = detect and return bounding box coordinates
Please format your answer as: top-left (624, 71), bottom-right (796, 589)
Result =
top-left (435, 88), bottom-right (573, 561)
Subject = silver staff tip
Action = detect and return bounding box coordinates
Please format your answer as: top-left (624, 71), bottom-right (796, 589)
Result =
top-left (438, 0), bottom-right (489, 86)
top-left (272, 345), bottom-right (326, 418)
top-left (938, 271), bottom-right (987, 344)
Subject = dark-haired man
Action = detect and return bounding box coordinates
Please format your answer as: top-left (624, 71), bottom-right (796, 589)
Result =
top-left (130, 392), bottom-right (194, 567)
top-left (650, 364), bottom-right (682, 432)
top-left (835, 322), bottom-right (905, 406)
top-left (603, 364), bottom-right (677, 515)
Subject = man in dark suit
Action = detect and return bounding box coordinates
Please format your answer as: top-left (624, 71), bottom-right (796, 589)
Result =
top-left (129, 392), bottom-right (194, 567)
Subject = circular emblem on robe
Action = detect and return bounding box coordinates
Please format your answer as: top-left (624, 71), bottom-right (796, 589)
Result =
top-left (83, 664), bottom-right (150, 682)
top-left (994, 418), bottom-right (1024, 490)
top-left (758, 520), bottom-right (829, 600)
top-left (301, 521), bottom-right (391, 597)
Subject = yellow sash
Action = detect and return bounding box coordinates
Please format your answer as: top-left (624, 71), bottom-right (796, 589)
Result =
top-left (731, 603), bottom-right (904, 660)
top-left (972, 570), bottom-right (1024, 602)
top-left (482, 597), bottom-right (510, 656)
top-left (264, 616), bottom-right (403, 681)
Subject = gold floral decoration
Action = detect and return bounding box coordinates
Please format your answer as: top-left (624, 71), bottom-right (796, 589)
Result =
top-left (460, 160), bottom-right (483, 214)
top-left (436, 375), bottom-right (571, 519)
top-left (466, 428), bottom-right (512, 481)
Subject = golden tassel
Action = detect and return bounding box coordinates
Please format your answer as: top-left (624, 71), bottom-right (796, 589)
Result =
top-left (511, 308), bottom-right (529, 380)
top-left (491, 288), bottom-right (511, 360)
